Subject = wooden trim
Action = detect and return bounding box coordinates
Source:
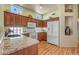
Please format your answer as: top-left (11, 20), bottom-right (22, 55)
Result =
top-left (46, 17), bottom-right (59, 21)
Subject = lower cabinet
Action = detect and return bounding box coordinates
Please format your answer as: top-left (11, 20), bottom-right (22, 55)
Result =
top-left (38, 32), bottom-right (47, 41)
top-left (10, 44), bottom-right (38, 55)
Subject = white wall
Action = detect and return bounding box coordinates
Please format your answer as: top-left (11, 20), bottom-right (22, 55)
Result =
top-left (58, 5), bottom-right (78, 47)
top-left (43, 10), bottom-right (59, 20)
top-left (0, 5), bottom-right (4, 32)
top-left (77, 22), bottom-right (79, 41)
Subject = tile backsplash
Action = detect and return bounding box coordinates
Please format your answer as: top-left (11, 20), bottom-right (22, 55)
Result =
top-left (36, 27), bottom-right (47, 32)
top-left (5, 27), bottom-right (47, 34)
top-left (22, 27), bottom-right (47, 33)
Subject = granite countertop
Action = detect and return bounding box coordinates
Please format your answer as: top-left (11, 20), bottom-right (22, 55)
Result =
top-left (0, 32), bottom-right (4, 44)
top-left (0, 32), bottom-right (5, 55)
top-left (1, 35), bottom-right (39, 55)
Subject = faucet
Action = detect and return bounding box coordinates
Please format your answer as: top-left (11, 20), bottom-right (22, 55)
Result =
top-left (5, 29), bottom-right (14, 37)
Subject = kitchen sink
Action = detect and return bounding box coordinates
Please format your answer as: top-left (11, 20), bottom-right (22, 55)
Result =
top-left (7, 34), bottom-right (21, 37)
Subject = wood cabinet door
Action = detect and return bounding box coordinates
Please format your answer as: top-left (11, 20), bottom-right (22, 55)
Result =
top-left (27, 18), bottom-right (37, 26)
top-left (28, 18), bottom-right (35, 22)
top-left (26, 44), bottom-right (38, 55)
top-left (4, 12), bottom-right (15, 26)
top-left (28, 17), bottom-right (31, 22)
top-left (32, 19), bottom-right (37, 23)
top-left (38, 32), bottom-right (47, 41)
top-left (42, 21), bottom-right (47, 27)
top-left (38, 32), bottom-right (43, 41)
top-left (34, 19), bottom-right (37, 23)
top-left (15, 14), bottom-right (21, 26)
top-left (43, 32), bottom-right (47, 41)
top-left (36, 20), bottom-right (43, 27)
top-left (21, 16), bottom-right (27, 26)
top-left (31, 19), bottom-right (35, 23)
top-left (10, 13), bottom-right (15, 26)
top-left (4, 12), bottom-right (11, 26)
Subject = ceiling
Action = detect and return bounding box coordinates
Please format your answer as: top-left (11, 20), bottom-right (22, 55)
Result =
top-left (19, 4), bottom-right (58, 14)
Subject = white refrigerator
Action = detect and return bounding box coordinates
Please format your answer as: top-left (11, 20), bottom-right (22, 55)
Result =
top-left (47, 21), bottom-right (59, 46)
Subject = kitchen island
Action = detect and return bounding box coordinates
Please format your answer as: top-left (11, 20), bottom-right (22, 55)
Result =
top-left (1, 35), bottom-right (39, 55)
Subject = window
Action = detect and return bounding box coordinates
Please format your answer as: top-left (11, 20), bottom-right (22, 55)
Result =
top-left (9, 27), bottom-right (23, 35)
top-left (11, 5), bottom-right (23, 14)
top-left (35, 14), bottom-right (42, 19)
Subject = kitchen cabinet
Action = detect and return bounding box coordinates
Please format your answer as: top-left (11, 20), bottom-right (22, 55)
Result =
top-left (4, 11), bottom-right (15, 26)
top-left (28, 18), bottom-right (37, 23)
top-left (21, 16), bottom-right (28, 26)
top-left (36, 20), bottom-right (43, 27)
top-left (4, 11), bottom-right (22, 26)
top-left (37, 20), bottom-right (47, 27)
top-left (15, 14), bottom-right (21, 26)
top-left (43, 32), bottom-right (47, 41)
top-left (27, 44), bottom-right (38, 55)
top-left (27, 17), bottom-right (32, 22)
top-left (32, 19), bottom-right (37, 23)
top-left (38, 32), bottom-right (47, 41)
top-left (4, 11), bottom-right (47, 27)
top-left (10, 44), bottom-right (38, 55)
top-left (42, 21), bottom-right (47, 27)
top-left (4, 11), bottom-right (28, 27)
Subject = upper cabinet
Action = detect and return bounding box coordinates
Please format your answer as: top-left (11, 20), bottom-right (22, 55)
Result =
top-left (32, 19), bottom-right (37, 23)
top-left (4, 11), bottom-right (22, 26)
top-left (4, 11), bottom-right (27, 27)
top-left (42, 21), bottom-right (47, 27)
top-left (36, 20), bottom-right (43, 27)
top-left (21, 16), bottom-right (28, 26)
top-left (4, 11), bottom-right (15, 26)
top-left (15, 14), bottom-right (21, 26)
top-left (4, 11), bottom-right (47, 27)
top-left (29, 18), bottom-right (37, 23)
